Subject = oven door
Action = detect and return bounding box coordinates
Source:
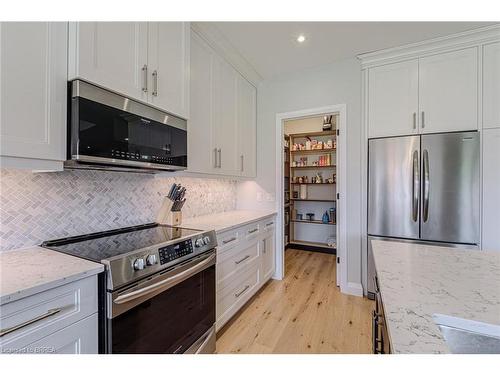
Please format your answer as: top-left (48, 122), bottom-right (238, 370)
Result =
top-left (107, 250), bottom-right (216, 354)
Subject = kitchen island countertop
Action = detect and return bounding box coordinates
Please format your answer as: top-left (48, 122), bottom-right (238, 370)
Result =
top-left (371, 240), bottom-right (500, 353)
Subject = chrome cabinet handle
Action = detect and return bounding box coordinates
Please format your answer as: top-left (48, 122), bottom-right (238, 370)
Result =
top-left (142, 65), bottom-right (148, 93)
top-left (152, 70), bottom-right (158, 97)
top-left (222, 237), bottom-right (237, 244)
top-left (248, 228), bottom-right (258, 234)
top-left (412, 150), bottom-right (420, 222)
top-left (213, 148), bottom-right (218, 168)
top-left (421, 111), bottom-right (425, 128)
top-left (423, 149), bottom-right (430, 222)
top-left (218, 149), bottom-right (222, 168)
top-left (241, 154), bottom-right (244, 172)
top-left (235, 255), bottom-right (250, 265)
top-left (114, 253), bottom-right (216, 305)
top-left (265, 222), bottom-right (274, 227)
top-left (235, 285), bottom-right (250, 298)
top-left (263, 238), bottom-right (266, 254)
top-left (413, 112), bottom-right (417, 130)
top-left (0, 308), bottom-right (62, 337)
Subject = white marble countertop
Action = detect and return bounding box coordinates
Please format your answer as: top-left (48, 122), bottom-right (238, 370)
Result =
top-left (0, 246), bottom-right (104, 305)
top-left (372, 240), bottom-right (500, 354)
top-left (182, 209), bottom-right (277, 233)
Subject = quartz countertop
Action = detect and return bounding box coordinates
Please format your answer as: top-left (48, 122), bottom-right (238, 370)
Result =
top-left (371, 240), bottom-right (500, 354)
top-left (0, 246), bottom-right (104, 305)
top-left (182, 209), bottom-right (277, 233)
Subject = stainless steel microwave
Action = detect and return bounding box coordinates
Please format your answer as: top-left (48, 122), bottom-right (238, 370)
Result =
top-left (65, 80), bottom-right (187, 173)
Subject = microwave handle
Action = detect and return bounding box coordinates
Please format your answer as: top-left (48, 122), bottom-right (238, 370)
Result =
top-left (113, 252), bottom-right (216, 305)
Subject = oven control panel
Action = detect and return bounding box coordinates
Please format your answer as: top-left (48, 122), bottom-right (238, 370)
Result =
top-left (158, 239), bottom-right (194, 265)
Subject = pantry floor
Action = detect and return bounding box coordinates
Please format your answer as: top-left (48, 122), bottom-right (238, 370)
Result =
top-left (216, 249), bottom-right (374, 353)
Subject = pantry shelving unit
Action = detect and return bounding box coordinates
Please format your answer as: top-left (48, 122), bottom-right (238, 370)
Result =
top-left (284, 134), bottom-right (291, 248)
top-left (288, 129), bottom-right (337, 254)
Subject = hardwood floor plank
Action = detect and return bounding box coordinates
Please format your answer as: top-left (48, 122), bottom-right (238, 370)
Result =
top-left (216, 249), bottom-right (374, 354)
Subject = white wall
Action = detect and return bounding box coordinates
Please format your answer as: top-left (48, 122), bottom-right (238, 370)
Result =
top-left (237, 57), bottom-right (363, 290)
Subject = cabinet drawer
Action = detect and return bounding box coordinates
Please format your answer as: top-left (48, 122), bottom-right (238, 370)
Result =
top-left (217, 240), bottom-right (260, 287)
top-left (262, 218), bottom-right (275, 232)
top-left (217, 229), bottom-right (240, 253)
top-left (18, 313), bottom-right (98, 354)
top-left (241, 222), bottom-right (260, 240)
top-left (0, 276), bottom-right (98, 352)
top-left (216, 263), bottom-right (259, 321)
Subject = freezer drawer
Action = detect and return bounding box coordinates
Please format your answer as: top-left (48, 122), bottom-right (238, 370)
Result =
top-left (420, 131), bottom-right (479, 244)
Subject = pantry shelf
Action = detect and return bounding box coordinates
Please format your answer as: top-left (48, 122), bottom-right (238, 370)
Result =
top-left (292, 219), bottom-right (336, 226)
top-left (291, 199), bottom-right (336, 202)
top-left (291, 182), bottom-right (335, 185)
top-left (291, 149), bottom-right (336, 155)
top-left (291, 165), bottom-right (336, 170)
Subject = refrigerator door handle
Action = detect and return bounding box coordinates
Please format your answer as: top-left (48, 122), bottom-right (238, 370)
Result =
top-left (412, 150), bottom-right (420, 222)
top-left (423, 149), bottom-right (430, 222)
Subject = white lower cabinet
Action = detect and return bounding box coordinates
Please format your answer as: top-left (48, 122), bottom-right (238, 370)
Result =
top-left (0, 275), bottom-right (99, 354)
top-left (215, 215), bottom-right (276, 331)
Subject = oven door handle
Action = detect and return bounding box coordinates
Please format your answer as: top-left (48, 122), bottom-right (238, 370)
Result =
top-left (113, 252), bottom-right (216, 305)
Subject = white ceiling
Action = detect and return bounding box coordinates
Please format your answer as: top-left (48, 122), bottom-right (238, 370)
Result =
top-left (208, 22), bottom-right (494, 79)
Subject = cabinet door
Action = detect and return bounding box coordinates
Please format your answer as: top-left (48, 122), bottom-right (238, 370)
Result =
top-left (148, 22), bottom-right (190, 119)
top-left (188, 32), bottom-right (216, 174)
top-left (368, 60), bottom-right (419, 138)
top-left (70, 22), bottom-right (148, 102)
top-left (23, 314), bottom-right (98, 354)
top-left (237, 75), bottom-right (257, 177)
top-left (212, 55), bottom-right (239, 175)
top-left (419, 47), bottom-right (478, 133)
top-left (482, 128), bottom-right (500, 251)
top-left (261, 233), bottom-right (275, 282)
top-left (0, 22), bottom-right (67, 162)
top-left (483, 42), bottom-right (500, 129)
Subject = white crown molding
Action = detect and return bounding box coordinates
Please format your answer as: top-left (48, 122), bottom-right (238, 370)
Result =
top-left (358, 24), bottom-right (500, 69)
top-left (191, 22), bottom-right (263, 87)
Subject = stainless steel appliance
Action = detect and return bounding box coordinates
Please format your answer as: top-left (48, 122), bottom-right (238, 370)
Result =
top-left (367, 131), bottom-right (480, 298)
top-left (42, 223), bottom-right (217, 354)
top-left (66, 80), bottom-right (187, 173)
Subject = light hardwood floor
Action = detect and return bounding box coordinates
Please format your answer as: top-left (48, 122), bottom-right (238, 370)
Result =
top-left (216, 249), bottom-right (374, 354)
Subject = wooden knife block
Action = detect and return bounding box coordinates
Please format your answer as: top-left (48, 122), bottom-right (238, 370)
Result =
top-left (156, 197), bottom-right (182, 226)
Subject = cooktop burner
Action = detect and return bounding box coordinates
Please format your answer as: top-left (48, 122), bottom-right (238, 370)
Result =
top-left (42, 223), bottom-right (217, 290)
top-left (42, 223), bottom-right (202, 262)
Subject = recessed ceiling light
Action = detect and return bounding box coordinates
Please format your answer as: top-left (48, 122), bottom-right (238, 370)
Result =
top-left (297, 34), bottom-right (306, 43)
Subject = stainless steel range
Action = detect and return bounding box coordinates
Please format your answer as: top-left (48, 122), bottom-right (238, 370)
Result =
top-left (42, 223), bottom-right (217, 354)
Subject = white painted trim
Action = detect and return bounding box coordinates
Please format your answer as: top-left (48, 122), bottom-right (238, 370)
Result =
top-left (274, 104), bottom-right (348, 295)
top-left (190, 23), bottom-right (263, 87)
top-left (358, 24), bottom-right (500, 69)
top-left (0, 156), bottom-right (63, 172)
top-left (345, 282), bottom-right (364, 297)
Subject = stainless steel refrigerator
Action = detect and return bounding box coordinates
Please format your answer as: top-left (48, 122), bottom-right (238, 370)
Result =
top-left (367, 131), bottom-right (480, 297)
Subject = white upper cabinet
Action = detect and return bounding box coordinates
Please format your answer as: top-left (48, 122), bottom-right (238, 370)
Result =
top-left (188, 31), bottom-right (257, 177)
top-left (188, 32), bottom-right (215, 174)
top-left (69, 22), bottom-right (190, 118)
top-left (148, 23), bottom-right (190, 119)
top-left (237, 75), bottom-right (257, 177)
top-left (483, 42), bottom-right (500, 129)
top-left (419, 47), bottom-right (478, 134)
top-left (0, 22), bottom-right (67, 167)
top-left (212, 55), bottom-right (239, 175)
top-left (69, 22), bottom-right (149, 103)
top-left (368, 60), bottom-right (419, 138)
top-left (482, 128), bottom-right (500, 251)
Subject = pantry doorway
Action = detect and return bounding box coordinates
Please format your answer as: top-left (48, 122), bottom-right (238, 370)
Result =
top-left (275, 104), bottom-right (347, 293)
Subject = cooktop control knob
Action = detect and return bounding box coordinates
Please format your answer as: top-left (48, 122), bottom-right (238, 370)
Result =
top-left (146, 254), bottom-right (157, 266)
top-left (133, 258), bottom-right (145, 271)
top-left (203, 236), bottom-right (211, 245)
top-left (195, 238), bottom-right (204, 248)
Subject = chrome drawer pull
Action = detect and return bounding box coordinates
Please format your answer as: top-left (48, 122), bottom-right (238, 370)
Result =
top-left (248, 228), bottom-right (258, 234)
top-left (265, 222), bottom-right (274, 227)
top-left (0, 308), bottom-right (62, 337)
top-left (235, 285), bottom-right (250, 298)
top-left (235, 255), bottom-right (250, 265)
top-left (222, 237), bottom-right (237, 245)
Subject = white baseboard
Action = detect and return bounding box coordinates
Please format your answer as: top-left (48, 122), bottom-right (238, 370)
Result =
top-left (342, 282), bottom-right (364, 297)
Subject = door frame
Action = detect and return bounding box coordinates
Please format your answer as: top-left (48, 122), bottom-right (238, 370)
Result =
top-left (274, 104), bottom-right (347, 293)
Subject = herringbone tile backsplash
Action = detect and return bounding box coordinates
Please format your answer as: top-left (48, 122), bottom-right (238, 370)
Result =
top-left (0, 168), bottom-right (237, 251)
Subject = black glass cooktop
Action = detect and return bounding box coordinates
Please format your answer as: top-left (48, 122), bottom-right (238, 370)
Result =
top-left (41, 223), bottom-right (202, 262)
